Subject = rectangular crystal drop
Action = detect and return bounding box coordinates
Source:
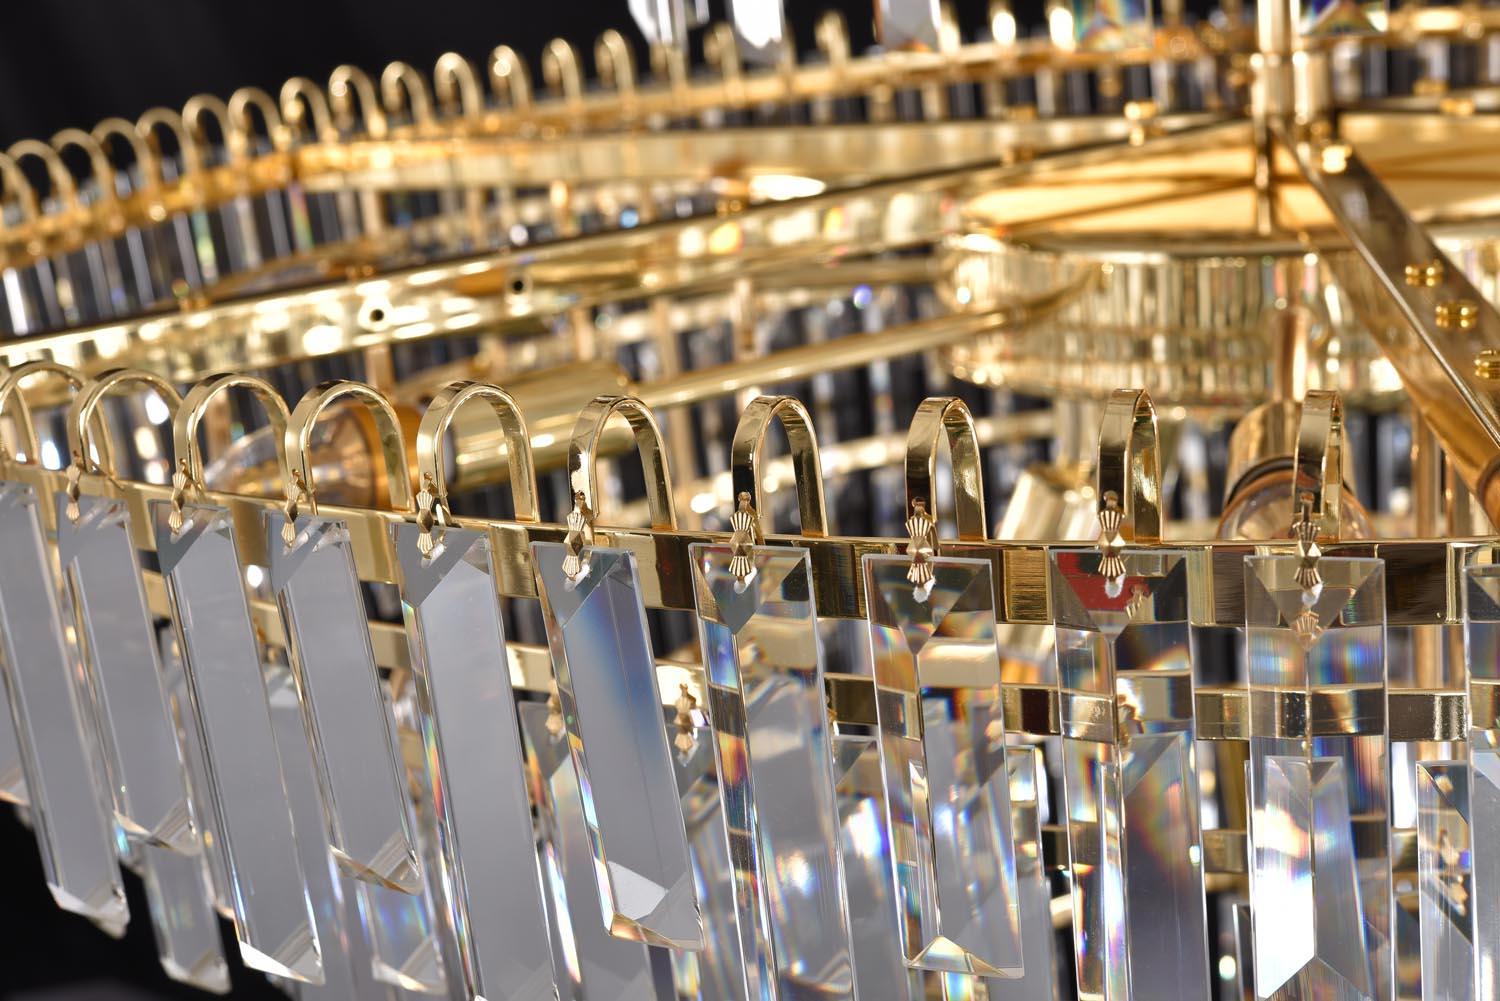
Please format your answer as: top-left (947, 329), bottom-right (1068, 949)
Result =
top-left (533, 540), bottom-right (703, 950)
top-left (1005, 745), bottom-right (1060, 1001)
top-left (1416, 762), bottom-right (1474, 1001)
top-left (0, 480), bottom-right (127, 934)
top-left (266, 664), bottom-right (399, 1001)
top-left (690, 543), bottom-right (855, 999)
top-left (392, 523), bottom-right (558, 1001)
top-left (1244, 555), bottom-right (1391, 1001)
top-left (140, 843), bottom-right (230, 992)
top-left (1050, 549), bottom-right (1209, 1000)
top-left (153, 500), bottom-right (322, 983)
top-left (56, 492), bottom-right (195, 852)
top-left (520, 701), bottom-right (663, 1001)
top-left (268, 512), bottom-right (421, 894)
top-left (0, 685), bottom-right (26, 804)
top-left (862, 554), bottom-right (1024, 977)
top-left (1460, 563), bottom-right (1500, 1001)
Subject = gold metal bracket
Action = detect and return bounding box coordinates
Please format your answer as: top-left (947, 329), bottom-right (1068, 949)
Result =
top-left (1094, 387), bottom-right (1162, 579)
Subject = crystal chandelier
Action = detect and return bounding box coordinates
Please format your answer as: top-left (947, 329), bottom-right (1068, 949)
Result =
top-left (0, 2), bottom-right (1496, 1000)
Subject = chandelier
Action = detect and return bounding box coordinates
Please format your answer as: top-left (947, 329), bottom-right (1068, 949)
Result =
top-left (0, 2), bottom-right (1496, 999)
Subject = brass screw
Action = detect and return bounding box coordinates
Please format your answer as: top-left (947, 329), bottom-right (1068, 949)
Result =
top-left (1404, 259), bottom-right (1445, 288)
top-left (1476, 349), bottom-right (1500, 381)
top-left (1437, 299), bottom-right (1480, 330)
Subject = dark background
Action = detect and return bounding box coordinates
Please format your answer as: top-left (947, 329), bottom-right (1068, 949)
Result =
top-left (0, 0), bottom-right (1097, 997)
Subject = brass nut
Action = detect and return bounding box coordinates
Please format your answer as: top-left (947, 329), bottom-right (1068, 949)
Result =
top-left (1436, 299), bottom-right (1479, 330)
top-left (1476, 349), bottom-right (1500, 381)
top-left (1404, 259), bottom-right (1445, 288)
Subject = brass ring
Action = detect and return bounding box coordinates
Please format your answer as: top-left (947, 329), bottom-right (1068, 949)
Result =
top-left (1096, 387), bottom-right (1163, 547)
top-left (905, 395), bottom-right (988, 541)
top-left (68, 369), bottom-right (182, 476)
top-left (568, 395), bottom-right (677, 531)
top-left (0, 361), bottom-right (105, 467)
top-left (416, 381), bottom-right (539, 524)
top-left (1293, 389), bottom-right (1343, 543)
top-left (729, 395), bottom-right (828, 538)
top-left (286, 380), bottom-right (413, 515)
top-left (174, 373), bottom-right (292, 496)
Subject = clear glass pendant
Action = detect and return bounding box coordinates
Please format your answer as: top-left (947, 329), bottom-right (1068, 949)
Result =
top-left (268, 511), bottom-right (421, 894)
top-left (1461, 562), bottom-right (1500, 1000)
top-left (533, 540), bottom-right (703, 951)
top-left (1050, 548), bottom-right (1209, 1001)
top-left (1005, 745), bottom-right (1061, 1001)
top-left (1244, 554), bottom-right (1391, 1001)
top-left (0, 480), bottom-right (127, 935)
top-left (55, 492), bottom-right (195, 853)
top-left (690, 543), bottom-right (856, 1000)
top-left (1415, 761), bottom-right (1473, 1001)
top-left (140, 843), bottom-right (230, 992)
top-left (520, 700), bottom-right (667, 1001)
top-left (392, 523), bottom-right (558, 1001)
top-left (0, 678), bottom-right (25, 805)
top-left (153, 499), bottom-right (323, 983)
top-left (862, 554), bottom-right (1024, 978)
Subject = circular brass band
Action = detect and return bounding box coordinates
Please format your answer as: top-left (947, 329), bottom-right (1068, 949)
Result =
top-left (729, 395), bottom-right (828, 538)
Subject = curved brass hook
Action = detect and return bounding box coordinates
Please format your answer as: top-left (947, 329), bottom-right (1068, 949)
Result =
top-left (704, 23), bottom-right (744, 92)
top-left (0, 151), bottom-right (42, 224)
top-left (489, 45), bottom-right (534, 113)
top-left (904, 396), bottom-right (987, 587)
top-left (92, 117), bottom-right (159, 192)
top-left (329, 65), bottom-right (389, 139)
top-left (51, 129), bottom-right (117, 207)
top-left (729, 395), bottom-right (828, 540)
top-left (562, 395), bottom-right (676, 581)
top-left (170, 373), bottom-right (292, 532)
top-left (379, 62), bottom-right (436, 131)
top-left (137, 107), bottom-right (201, 183)
top-left (816, 11), bottom-right (852, 74)
top-left (227, 87), bottom-right (285, 155)
top-left (1095, 388), bottom-right (1162, 578)
top-left (542, 39), bottom-right (584, 120)
top-left (285, 380), bottom-right (413, 524)
top-left (280, 77), bottom-right (338, 145)
top-left (433, 53), bottom-right (483, 124)
top-left (0, 361), bottom-right (100, 467)
top-left (1291, 390), bottom-right (1344, 589)
top-left (415, 381), bottom-right (538, 554)
top-left (8, 139), bottom-right (80, 215)
top-left (649, 42), bottom-right (688, 95)
top-left (183, 93), bottom-right (242, 165)
top-left (68, 368), bottom-right (181, 477)
top-left (595, 30), bottom-right (638, 103)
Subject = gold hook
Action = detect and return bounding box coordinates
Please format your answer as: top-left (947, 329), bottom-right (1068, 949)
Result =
top-left (92, 118), bottom-right (159, 194)
top-left (904, 396), bottom-right (987, 587)
top-left (137, 107), bottom-right (202, 183)
top-left (50, 129), bottom-right (117, 209)
top-left (227, 87), bottom-right (285, 155)
top-left (414, 380), bottom-right (539, 555)
top-left (64, 369), bottom-right (181, 520)
top-left (182, 93), bottom-right (243, 165)
top-left (7, 139), bottom-right (80, 216)
top-left (1095, 388), bottom-right (1162, 578)
top-left (563, 394), bottom-right (677, 581)
top-left (171, 373), bottom-right (292, 533)
top-left (0, 361), bottom-right (106, 469)
top-left (329, 65), bottom-right (389, 139)
top-left (489, 45), bottom-right (534, 114)
top-left (595, 30), bottom-right (639, 118)
top-left (542, 39), bottom-right (585, 124)
top-left (704, 24), bottom-right (744, 95)
top-left (433, 53), bottom-right (483, 124)
top-left (1291, 390), bottom-right (1344, 590)
top-left (379, 62), bottom-right (436, 131)
top-left (727, 395), bottom-right (827, 582)
top-left (816, 11), bottom-right (852, 75)
top-left (649, 42), bottom-right (689, 96)
top-left (939, 2), bottom-right (963, 53)
top-left (280, 78), bottom-right (338, 145)
top-left (285, 380), bottom-right (414, 540)
top-left (0, 152), bottom-right (39, 227)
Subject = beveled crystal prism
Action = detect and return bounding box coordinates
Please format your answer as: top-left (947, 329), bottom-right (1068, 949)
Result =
top-left (1460, 562), bottom-right (1500, 1001)
top-left (0, 479), bottom-right (127, 934)
top-left (1244, 554), bottom-right (1391, 1001)
top-left (1416, 761), bottom-right (1473, 1001)
top-left (140, 843), bottom-right (230, 992)
top-left (862, 554), bottom-right (1023, 978)
top-left (520, 701), bottom-right (665, 1001)
top-left (268, 511), bottom-right (421, 894)
top-left (690, 543), bottom-right (856, 1000)
top-left (0, 685), bottom-right (26, 805)
top-left (56, 491), bottom-right (195, 852)
top-left (153, 499), bottom-right (322, 983)
top-left (1005, 745), bottom-right (1060, 1001)
top-left (1050, 548), bottom-right (1209, 1001)
top-left (533, 540), bottom-right (703, 951)
top-left (392, 523), bottom-right (558, 1001)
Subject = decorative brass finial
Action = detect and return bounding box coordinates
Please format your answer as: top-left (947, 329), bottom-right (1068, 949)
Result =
top-left (905, 497), bottom-right (938, 589)
top-left (562, 490), bottom-right (594, 582)
top-left (728, 491), bottom-right (760, 584)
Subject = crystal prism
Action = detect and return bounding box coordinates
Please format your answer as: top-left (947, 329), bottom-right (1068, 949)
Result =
top-left (520, 701), bottom-right (666, 1001)
top-left (0, 679), bottom-right (25, 805)
top-left (153, 499), bottom-right (323, 983)
top-left (140, 843), bottom-right (230, 992)
top-left (1416, 761), bottom-right (1473, 1001)
top-left (1460, 562), bottom-right (1500, 1001)
top-left (690, 543), bottom-right (856, 999)
top-left (1005, 745), bottom-right (1060, 1001)
top-left (533, 540), bottom-right (703, 951)
top-left (862, 554), bottom-right (1023, 977)
top-left (0, 479), bottom-right (127, 934)
top-left (1244, 554), bottom-right (1391, 1001)
top-left (392, 523), bottom-right (558, 1001)
top-left (268, 511), bottom-right (421, 894)
top-left (56, 492), bottom-right (195, 852)
top-left (1050, 548), bottom-right (1209, 1001)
